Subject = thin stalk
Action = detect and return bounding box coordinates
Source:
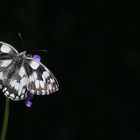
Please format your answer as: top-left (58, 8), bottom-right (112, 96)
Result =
top-left (0, 98), bottom-right (10, 140)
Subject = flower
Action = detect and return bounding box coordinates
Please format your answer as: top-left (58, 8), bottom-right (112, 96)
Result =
top-left (25, 93), bottom-right (33, 108)
top-left (25, 101), bottom-right (32, 107)
top-left (33, 55), bottom-right (41, 62)
top-left (26, 54), bottom-right (41, 62)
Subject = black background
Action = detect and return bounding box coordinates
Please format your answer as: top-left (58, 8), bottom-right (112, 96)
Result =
top-left (0, 0), bottom-right (140, 140)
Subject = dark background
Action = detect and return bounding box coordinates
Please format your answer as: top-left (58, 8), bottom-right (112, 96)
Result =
top-left (0, 0), bottom-right (140, 140)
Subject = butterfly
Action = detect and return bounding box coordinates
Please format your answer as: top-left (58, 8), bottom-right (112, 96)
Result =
top-left (0, 41), bottom-right (59, 101)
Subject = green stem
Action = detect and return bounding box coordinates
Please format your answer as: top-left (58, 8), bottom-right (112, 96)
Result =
top-left (0, 98), bottom-right (10, 140)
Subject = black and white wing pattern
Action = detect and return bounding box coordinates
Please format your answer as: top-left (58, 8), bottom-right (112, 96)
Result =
top-left (3, 65), bottom-right (29, 100)
top-left (0, 41), bottom-right (59, 101)
top-left (0, 41), bottom-right (18, 88)
top-left (24, 57), bottom-right (59, 95)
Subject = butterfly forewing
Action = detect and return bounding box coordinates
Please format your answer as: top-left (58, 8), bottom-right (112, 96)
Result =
top-left (25, 57), bottom-right (59, 95)
top-left (0, 41), bottom-right (18, 54)
top-left (0, 42), bottom-right (18, 88)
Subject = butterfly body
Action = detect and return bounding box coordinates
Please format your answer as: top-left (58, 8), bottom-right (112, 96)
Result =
top-left (15, 51), bottom-right (26, 62)
top-left (0, 41), bottom-right (59, 101)
top-left (6, 52), bottom-right (25, 79)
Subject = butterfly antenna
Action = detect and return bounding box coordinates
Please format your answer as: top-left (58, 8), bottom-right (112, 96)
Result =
top-left (18, 33), bottom-right (25, 48)
top-left (18, 33), bottom-right (47, 53)
top-left (30, 49), bottom-right (48, 53)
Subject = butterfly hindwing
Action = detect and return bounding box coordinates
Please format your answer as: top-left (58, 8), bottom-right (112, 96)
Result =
top-left (25, 57), bottom-right (59, 95)
top-left (3, 65), bottom-right (29, 100)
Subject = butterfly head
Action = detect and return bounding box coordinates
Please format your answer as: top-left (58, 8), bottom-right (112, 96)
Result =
top-left (17, 51), bottom-right (26, 57)
top-left (16, 51), bottom-right (26, 62)
top-left (18, 51), bottom-right (26, 56)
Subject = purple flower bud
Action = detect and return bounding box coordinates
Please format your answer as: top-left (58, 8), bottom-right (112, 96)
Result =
top-left (33, 55), bottom-right (41, 62)
top-left (25, 93), bottom-right (33, 108)
top-left (27, 54), bottom-right (41, 62)
top-left (25, 101), bottom-right (32, 108)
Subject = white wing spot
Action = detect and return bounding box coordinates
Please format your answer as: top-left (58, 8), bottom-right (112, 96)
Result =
top-left (53, 87), bottom-right (56, 91)
top-left (5, 91), bottom-right (9, 95)
top-left (4, 87), bottom-right (7, 91)
top-left (42, 90), bottom-right (45, 95)
top-left (10, 94), bottom-right (15, 98)
top-left (33, 72), bottom-right (38, 80)
top-left (48, 84), bottom-right (52, 90)
top-left (15, 96), bottom-right (19, 100)
top-left (35, 80), bottom-right (39, 88)
top-left (40, 81), bottom-right (45, 88)
top-left (18, 86), bottom-right (23, 96)
top-left (15, 83), bottom-right (20, 90)
top-left (1, 60), bottom-right (12, 67)
top-left (20, 77), bottom-right (28, 86)
top-left (18, 77), bottom-right (28, 96)
top-left (37, 91), bottom-right (40, 95)
top-left (31, 90), bottom-right (35, 93)
top-left (50, 78), bottom-right (54, 83)
top-left (19, 66), bottom-right (26, 77)
top-left (29, 76), bottom-right (33, 82)
top-left (22, 88), bottom-right (26, 94)
top-left (0, 72), bottom-right (3, 79)
top-left (18, 77), bottom-right (28, 95)
top-left (30, 61), bottom-right (39, 70)
top-left (0, 84), bottom-right (2, 89)
top-left (10, 80), bottom-right (17, 87)
top-left (1, 45), bottom-right (11, 53)
top-left (21, 95), bottom-right (24, 99)
top-left (46, 91), bottom-right (50, 95)
top-left (43, 71), bottom-right (49, 78)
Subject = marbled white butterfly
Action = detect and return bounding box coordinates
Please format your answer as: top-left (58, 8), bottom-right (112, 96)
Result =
top-left (0, 41), bottom-right (59, 101)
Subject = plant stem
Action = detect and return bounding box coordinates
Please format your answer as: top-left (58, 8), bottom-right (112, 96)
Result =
top-left (0, 98), bottom-right (10, 140)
